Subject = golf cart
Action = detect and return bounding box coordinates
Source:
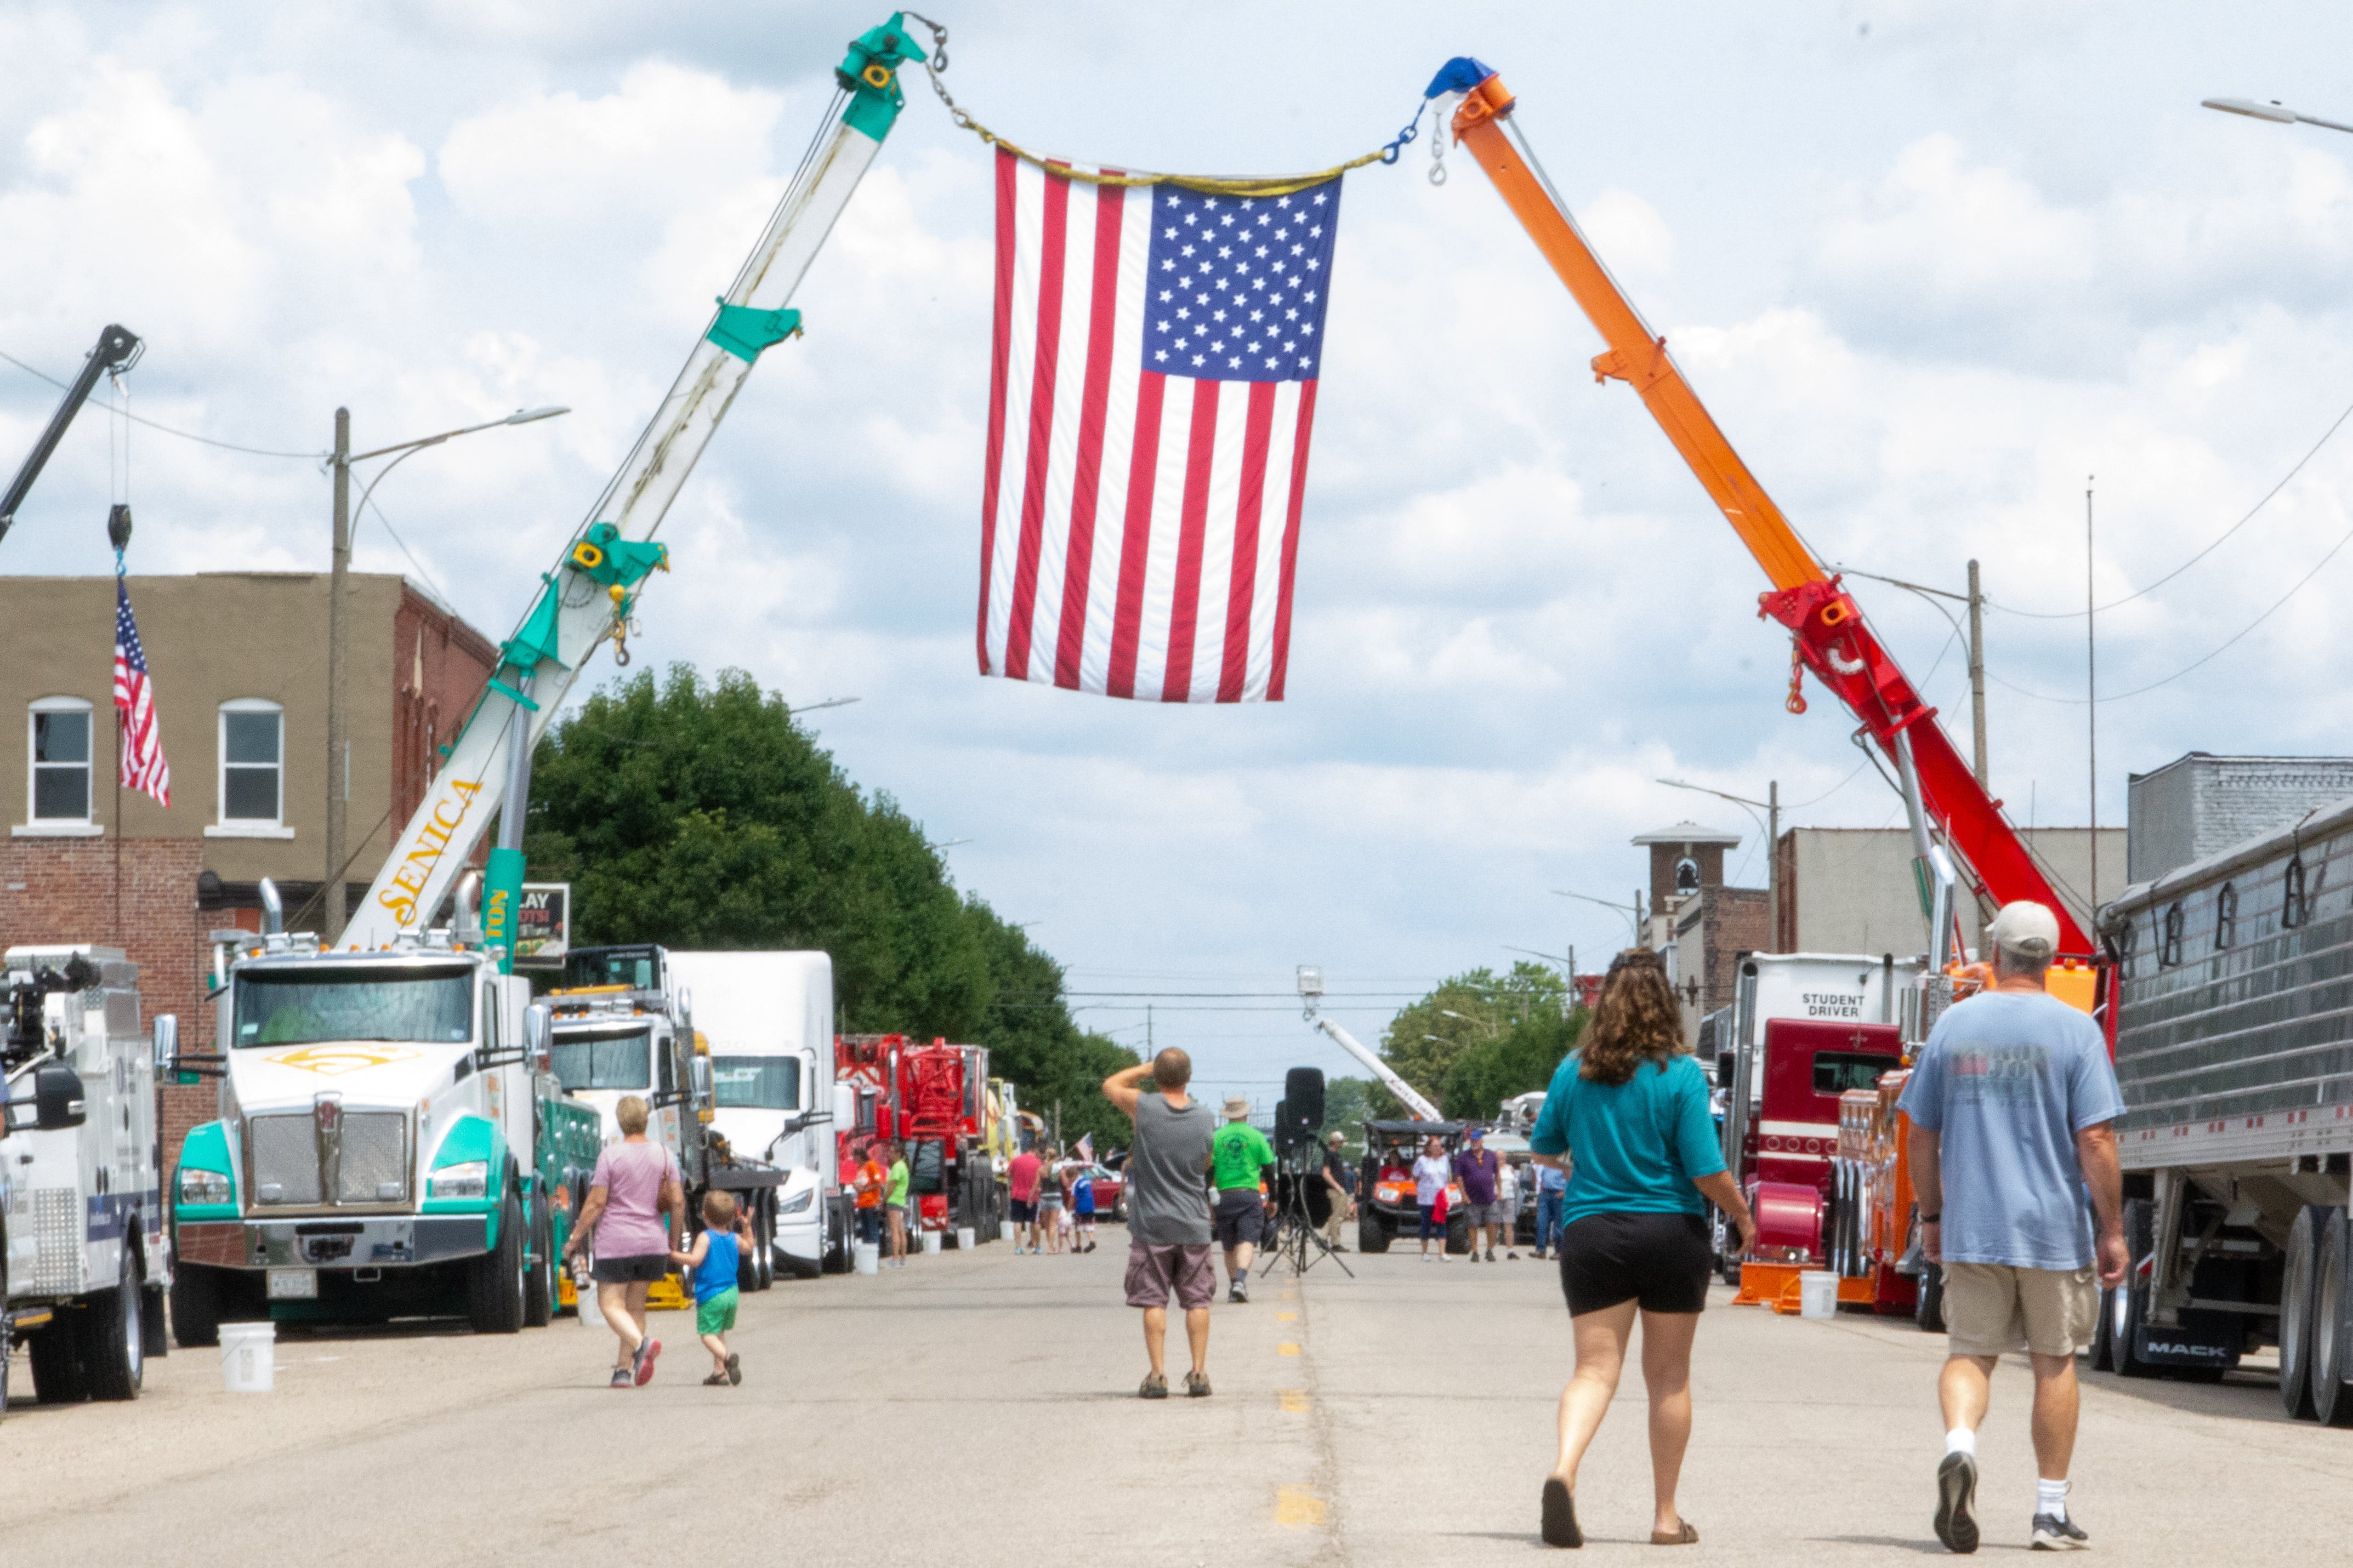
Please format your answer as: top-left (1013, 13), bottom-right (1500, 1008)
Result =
top-left (1356, 1120), bottom-right (1469, 1255)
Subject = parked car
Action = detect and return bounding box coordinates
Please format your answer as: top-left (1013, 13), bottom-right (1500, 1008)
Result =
top-left (1057, 1161), bottom-right (1127, 1222)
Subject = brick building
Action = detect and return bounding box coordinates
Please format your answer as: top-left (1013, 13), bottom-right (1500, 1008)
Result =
top-left (1629, 821), bottom-right (1765, 1047)
top-left (1770, 825), bottom-right (2124, 957)
top-left (1, 571), bottom-right (496, 1158)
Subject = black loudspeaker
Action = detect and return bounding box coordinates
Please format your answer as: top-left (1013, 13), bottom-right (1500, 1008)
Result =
top-left (1283, 1067), bottom-right (1325, 1139)
top-left (1273, 1098), bottom-right (1294, 1151)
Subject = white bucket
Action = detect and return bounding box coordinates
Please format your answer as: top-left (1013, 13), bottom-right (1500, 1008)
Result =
top-left (999, 1221), bottom-right (1016, 1244)
top-left (956, 1227), bottom-right (977, 1251)
top-left (1799, 1270), bottom-right (1839, 1320)
top-left (220, 1320), bottom-right (276, 1393)
top-left (576, 1279), bottom-right (605, 1327)
top-left (923, 1230), bottom-right (943, 1256)
top-left (854, 1241), bottom-right (880, 1275)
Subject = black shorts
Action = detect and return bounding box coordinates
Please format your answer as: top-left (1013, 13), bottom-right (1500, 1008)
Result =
top-left (1212, 1189), bottom-right (1264, 1248)
top-left (592, 1252), bottom-right (670, 1285)
top-left (1557, 1212), bottom-right (1711, 1316)
top-left (1010, 1199), bottom-right (1036, 1223)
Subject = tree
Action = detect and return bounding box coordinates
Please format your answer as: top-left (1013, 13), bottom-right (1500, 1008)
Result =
top-left (1440, 1005), bottom-right (1589, 1122)
top-left (1380, 962), bottom-right (1571, 1105)
top-left (525, 664), bottom-right (1135, 1132)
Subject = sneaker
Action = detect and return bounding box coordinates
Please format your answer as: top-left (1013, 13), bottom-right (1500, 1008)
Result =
top-left (609, 1368), bottom-right (633, 1389)
top-left (1184, 1370), bottom-right (1212, 1398)
top-left (1229, 1282), bottom-right (1249, 1304)
top-left (632, 1338), bottom-right (662, 1388)
top-left (1934, 1452), bottom-right (1980, 1554)
top-left (1423, 1253), bottom-right (1436, 1263)
top-left (1507, 1250), bottom-right (1520, 1261)
top-left (2030, 1514), bottom-right (2088, 1552)
top-left (1486, 1249), bottom-right (1498, 1262)
top-left (1139, 1372), bottom-right (1168, 1400)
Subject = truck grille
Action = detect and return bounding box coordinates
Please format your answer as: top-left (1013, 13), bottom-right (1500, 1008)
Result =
top-left (339, 1114), bottom-right (410, 1203)
top-left (248, 1111), bottom-right (410, 1208)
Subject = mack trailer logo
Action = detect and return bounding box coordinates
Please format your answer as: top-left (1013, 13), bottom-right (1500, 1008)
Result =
top-left (1800, 991), bottom-right (1867, 1019)
top-left (377, 778), bottom-right (484, 926)
top-left (2145, 1339), bottom-right (2226, 1361)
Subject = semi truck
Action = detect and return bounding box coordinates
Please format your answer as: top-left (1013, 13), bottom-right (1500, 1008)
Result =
top-left (836, 1033), bottom-right (997, 1245)
top-left (2099, 798), bottom-right (2353, 1420)
top-left (2, 945), bottom-right (173, 1408)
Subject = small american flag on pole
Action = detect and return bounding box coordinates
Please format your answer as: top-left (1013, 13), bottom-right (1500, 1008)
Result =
top-left (977, 151), bottom-right (1342, 702)
top-left (113, 570), bottom-right (169, 806)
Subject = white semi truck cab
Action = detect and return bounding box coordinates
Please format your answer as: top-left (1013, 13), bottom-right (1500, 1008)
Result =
top-left (168, 914), bottom-right (572, 1343)
top-left (3, 944), bottom-right (172, 1409)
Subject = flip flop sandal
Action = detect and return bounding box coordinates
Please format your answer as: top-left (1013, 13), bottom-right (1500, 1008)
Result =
top-left (726, 1353), bottom-right (742, 1385)
top-left (703, 1373), bottom-right (729, 1386)
top-left (1650, 1522), bottom-right (1698, 1546)
top-left (1541, 1477), bottom-right (1582, 1548)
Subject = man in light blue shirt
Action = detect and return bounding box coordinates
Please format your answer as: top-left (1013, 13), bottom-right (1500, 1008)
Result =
top-left (1897, 902), bottom-right (2127, 1555)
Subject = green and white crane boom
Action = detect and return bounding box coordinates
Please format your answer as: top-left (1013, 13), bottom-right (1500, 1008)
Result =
top-left (341, 15), bottom-right (935, 963)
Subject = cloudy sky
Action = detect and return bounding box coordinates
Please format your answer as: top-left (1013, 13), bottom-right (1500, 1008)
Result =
top-left (8, 1), bottom-right (2353, 1108)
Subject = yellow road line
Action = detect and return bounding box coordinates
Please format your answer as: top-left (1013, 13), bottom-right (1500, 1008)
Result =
top-left (1275, 1312), bottom-right (1298, 1321)
top-left (1278, 1388), bottom-right (1310, 1413)
top-left (1276, 1485), bottom-right (1327, 1529)
top-left (1277, 1342), bottom-right (1300, 1356)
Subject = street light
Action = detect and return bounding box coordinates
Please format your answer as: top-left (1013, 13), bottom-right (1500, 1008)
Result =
top-left (322, 404), bottom-right (572, 943)
top-left (2203, 96), bottom-right (2353, 135)
top-left (1658, 777), bottom-right (1781, 953)
top-left (1551, 887), bottom-right (1644, 945)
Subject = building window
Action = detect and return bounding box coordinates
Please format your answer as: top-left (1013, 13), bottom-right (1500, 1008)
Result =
top-left (2284, 856), bottom-right (2309, 930)
top-left (1674, 856), bottom-right (1700, 895)
top-left (29, 697), bottom-right (94, 822)
top-left (2159, 902), bottom-right (2184, 968)
top-left (220, 700), bottom-right (284, 825)
top-left (2215, 882), bottom-right (2237, 951)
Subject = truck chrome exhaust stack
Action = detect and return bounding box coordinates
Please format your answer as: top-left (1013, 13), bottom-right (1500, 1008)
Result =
top-left (452, 871), bottom-right (482, 945)
top-left (259, 877), bottom-right (285, 936)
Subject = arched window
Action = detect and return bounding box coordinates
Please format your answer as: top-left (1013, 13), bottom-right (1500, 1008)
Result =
top-left (2159, 902), bottom-right (2184, 967)
top-left (1674, 856), bottom-right (1701, 895)
top-left (215, 699), bottom-right (288, 834)
top-left (2214, 882), bottom-right (2237, 951)
top-left (26, 696), bottom-right (95, 826)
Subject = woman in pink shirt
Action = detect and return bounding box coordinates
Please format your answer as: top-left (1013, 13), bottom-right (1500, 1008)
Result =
top-left (562, 1095), bottom-right (685, 1388)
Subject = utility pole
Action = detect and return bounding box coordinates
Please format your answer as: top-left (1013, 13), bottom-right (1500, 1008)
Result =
top-left (1767, 779), bottom-right (1780, 952)
top-left (1966, 558), bottom-right (1988, 789)
top-left (324, 408), bottom-right (351, 944)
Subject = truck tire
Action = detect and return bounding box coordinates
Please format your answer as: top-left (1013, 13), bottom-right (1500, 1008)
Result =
top-left (172, 1262), bottom-right (226, 1349)
top-left (522, 1193), bottom-right (555, 1329)
top-left (2111, 1198), bottom-right (2159, 1379)
top-left (820, 1196), bottom-right (852, 1275)
top-left (29, 1318), bottom-right (87, 1403)
top-left (2314, 1208), bottom-right (2353, 1427)
top-left (1445, 1212), bottom-right (1470, 1255)
top-left (1914, 1261), bottom-right (1946, 1333)
top-left (78, 1250), bottom-right (145, 1401)
top-left (2280, 1204), bottom-right (2328, 1420)
top-left (142, 1284), bottom-right (170, 1359)
top-left (2090, 1275), bottom-right (2115, 1372)
top-left (1358, 1212), bottom-right (1391, 1255)
top-left (467, 1189), bottom-right (527, 1336)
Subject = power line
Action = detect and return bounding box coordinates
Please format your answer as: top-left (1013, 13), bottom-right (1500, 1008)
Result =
top-left (0, 347), bottom-right (321, 459)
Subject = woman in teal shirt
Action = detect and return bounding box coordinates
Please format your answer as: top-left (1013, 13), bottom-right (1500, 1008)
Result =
top-left (1527, 949), bottom-right (1756, 1549)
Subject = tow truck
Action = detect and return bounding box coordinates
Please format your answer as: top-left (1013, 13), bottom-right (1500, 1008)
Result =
top-left (2, 947), bottom-right (173, 1409)
top-left (164, 13), bottom-right (940, 1336)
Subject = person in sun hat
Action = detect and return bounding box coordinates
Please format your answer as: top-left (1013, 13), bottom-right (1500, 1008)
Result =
top-left (1209, 1094), bottom-right (1277, 1303)
top-left (1897, 900), bottom-right (2127, 1554)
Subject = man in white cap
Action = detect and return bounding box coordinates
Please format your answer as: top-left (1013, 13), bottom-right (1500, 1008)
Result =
top-left (1897, 900), bottom-right (2127, 1554)
top-left (1208, 1094), bottom-right (1277, 1303)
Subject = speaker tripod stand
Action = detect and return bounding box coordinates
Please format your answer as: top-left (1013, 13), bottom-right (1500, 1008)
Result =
top-left (1264, 1145), bottom-right (1352, 1280)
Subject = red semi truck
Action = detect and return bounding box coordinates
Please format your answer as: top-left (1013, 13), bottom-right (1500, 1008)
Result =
top-left (836, 1034), bottom-right (998, 1242)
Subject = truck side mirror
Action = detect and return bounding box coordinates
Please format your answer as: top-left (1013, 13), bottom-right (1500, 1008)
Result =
top-left (524, 1004), bottom-right (553, 1074)
top-left (689, 1053), bottom-right (713, 1104)
top-left (35, 1062), bottom-right (87, 1130)
top-left (833, 1081), bottom-right (856, 1132)
top-left (152, 1014), bottom-right (178, 1075)
top-left (674, 987), bottom-right (692, 1029)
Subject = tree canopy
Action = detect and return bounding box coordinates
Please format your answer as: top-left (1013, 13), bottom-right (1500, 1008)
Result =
top-left (1377, 961), bottom-right (1589, 1122)
top-left (524, 665), bottom-right (1137, 1147)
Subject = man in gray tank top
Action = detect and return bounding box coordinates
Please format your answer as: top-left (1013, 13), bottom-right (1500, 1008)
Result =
top-left (1104, 1047), bottom-right (1217, 1399)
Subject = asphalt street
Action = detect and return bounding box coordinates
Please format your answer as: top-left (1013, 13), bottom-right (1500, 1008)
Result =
top-left (2, 1231), bottom-right (2344, 1565)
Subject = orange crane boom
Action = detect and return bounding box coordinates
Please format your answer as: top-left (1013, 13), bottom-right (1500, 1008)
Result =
top-left (1435, 60), bottom-right (2093, 959)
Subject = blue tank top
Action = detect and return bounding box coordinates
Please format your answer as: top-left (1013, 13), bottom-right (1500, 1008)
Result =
top-left (693, 1230), bottom-right (740, 1302)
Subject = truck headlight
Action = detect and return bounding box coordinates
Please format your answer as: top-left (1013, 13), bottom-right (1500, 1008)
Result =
top-left (429, 1161), bottom-right (489, 1200)
top-left (178, 1167), bottom-right (231, 1206)
top-left (780, 1188), bottom-right (815, 1214)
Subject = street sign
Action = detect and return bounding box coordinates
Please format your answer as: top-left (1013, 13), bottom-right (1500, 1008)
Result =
top-left (515, 882), bottom-right (570, 970)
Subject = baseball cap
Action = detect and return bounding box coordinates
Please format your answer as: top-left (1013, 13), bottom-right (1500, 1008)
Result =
top-left (1987, 900), bottom-right (2060, 963)
top-left (1467, 1126), bottom-right (1486, 1139)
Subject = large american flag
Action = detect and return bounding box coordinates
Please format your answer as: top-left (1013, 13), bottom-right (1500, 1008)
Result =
top-left (113, 572), bottom-right (169, 805)
top-left (977, 151), bottom-right (1342, 702)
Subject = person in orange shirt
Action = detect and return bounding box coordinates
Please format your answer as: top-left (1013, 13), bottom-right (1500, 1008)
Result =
top-left (853, 1144), bottom-right (888, 1248)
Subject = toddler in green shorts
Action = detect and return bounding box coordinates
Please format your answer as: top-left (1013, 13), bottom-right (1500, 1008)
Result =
top-left (672, 1190), bottom-right (750, 1385)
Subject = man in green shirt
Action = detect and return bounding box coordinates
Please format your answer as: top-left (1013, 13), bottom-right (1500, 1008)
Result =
top-left (1210, 1097), bottom-right (1276, 1303)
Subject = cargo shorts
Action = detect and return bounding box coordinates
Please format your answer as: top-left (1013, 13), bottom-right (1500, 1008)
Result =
top-left (1942, 1262), bottom-right (2099, 1358)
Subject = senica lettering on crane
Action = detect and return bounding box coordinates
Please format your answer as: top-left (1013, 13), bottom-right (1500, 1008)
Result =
top-left (377, 778), bottom-right (484, 926)
top-left (1800, 991), bottom-right (1865, 1019)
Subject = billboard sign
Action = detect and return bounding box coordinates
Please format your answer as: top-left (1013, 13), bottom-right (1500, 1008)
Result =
top-left (516, 883), bottom-right (571, 970)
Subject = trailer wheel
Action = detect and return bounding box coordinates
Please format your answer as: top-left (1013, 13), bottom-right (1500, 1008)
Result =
top-left (467, 1188), bottom-right (528, 1336)
top-left (2111, 1198), bottom-right (2159, 1379)
top-left (522, 1192), bottom-right (555, 1329)
top-left (1357, 1212), bottom-right (1391, 1255)
top-left (28, 1316), bottom-right (87, 1404)
top-left (79, 1248), bottom-right (145, 1401)
top-left (2314, 1208), bottom-right (2353, 1427)
top-left (1913, 1261), bottom-right (1945, 1333)
top-left (141, 1283), bottom-right (170, 1359)
top-left (2279, 1204), bottom-right (2328, 1420)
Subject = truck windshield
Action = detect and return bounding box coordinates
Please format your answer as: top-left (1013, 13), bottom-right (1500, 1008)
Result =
top-left (712, 1056), bottom-right (801, 1110)
top-left (550, 1029), bottom-right (652, 1092)
top-left (233, 966), bottom-right (473, 1046)
top-left (1812, 1051), bottom-right (1894, 1096)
